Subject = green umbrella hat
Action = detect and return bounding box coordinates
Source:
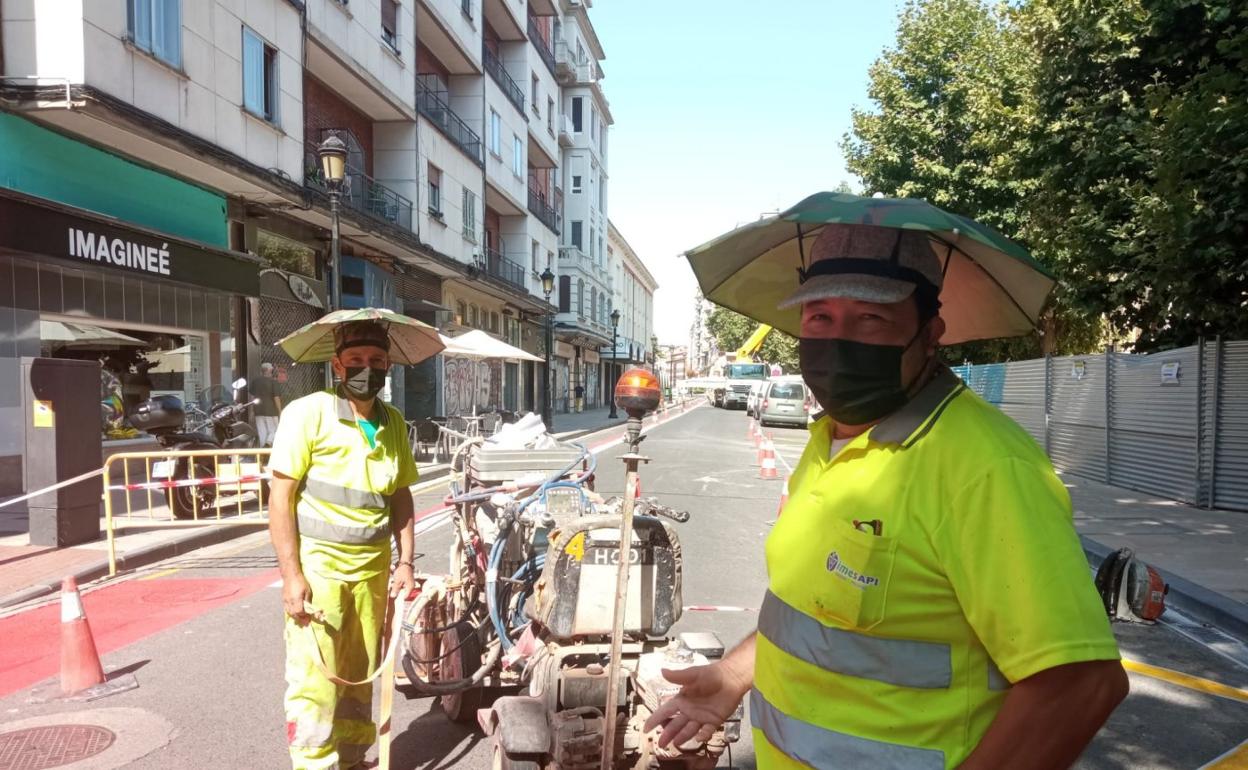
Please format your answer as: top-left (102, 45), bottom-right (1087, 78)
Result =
top-left (684, 191), bottom-right (1054, 344)
top-left (277, 307), bottom-right (445, 365)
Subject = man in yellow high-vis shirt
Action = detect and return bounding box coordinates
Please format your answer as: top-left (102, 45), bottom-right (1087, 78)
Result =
top-left (646, 224), bottom-right (1128, 769)
top-left (268, 319), bottom-right (418, 770)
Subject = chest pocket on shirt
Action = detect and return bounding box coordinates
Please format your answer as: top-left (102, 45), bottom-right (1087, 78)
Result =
top-left (812, 518), bottom-right (898, 631)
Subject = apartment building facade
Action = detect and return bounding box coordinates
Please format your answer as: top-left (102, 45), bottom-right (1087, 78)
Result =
top-left (605, 221), bottom-right (656, 402)
top-left (0, 0), bottom-right (619, 488)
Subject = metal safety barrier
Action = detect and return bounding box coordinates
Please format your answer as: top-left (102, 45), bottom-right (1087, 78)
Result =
top-left (102, 448), bottom-right (273, 576)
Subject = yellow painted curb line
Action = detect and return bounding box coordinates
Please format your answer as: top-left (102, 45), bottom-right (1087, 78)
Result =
top-left (1123, 658), bottom-right (1248, 704)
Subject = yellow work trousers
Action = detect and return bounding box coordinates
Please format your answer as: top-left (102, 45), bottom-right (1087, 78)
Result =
top-left (284, 568), bottom-right (388, 770)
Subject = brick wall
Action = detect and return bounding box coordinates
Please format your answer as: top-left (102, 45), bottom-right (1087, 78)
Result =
top-left (304, 76), bottom-right (374, 176)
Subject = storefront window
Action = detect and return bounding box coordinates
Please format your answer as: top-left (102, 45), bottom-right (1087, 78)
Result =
top-left (257, 230), bottom-right (318, 277)
top-left (39, 317), bottom-right (212, 441)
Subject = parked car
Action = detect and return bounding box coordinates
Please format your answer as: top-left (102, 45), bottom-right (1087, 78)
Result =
top-left (746, 380), bottom-right (769, 417)
top-left (758, 379), bottom-right (811, 428)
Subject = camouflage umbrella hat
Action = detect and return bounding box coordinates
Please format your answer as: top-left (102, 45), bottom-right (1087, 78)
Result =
top-left (276, 307), bottom-right (445, 365)
top-left (684, 191), bottom-right (1055, 344)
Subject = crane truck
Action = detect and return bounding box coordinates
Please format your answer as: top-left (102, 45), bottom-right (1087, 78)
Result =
top-left (710, 325), bottom-right (773, 409)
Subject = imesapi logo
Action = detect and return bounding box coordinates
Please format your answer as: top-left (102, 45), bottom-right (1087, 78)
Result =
top-left (826, 551), bottom-right (879, 588)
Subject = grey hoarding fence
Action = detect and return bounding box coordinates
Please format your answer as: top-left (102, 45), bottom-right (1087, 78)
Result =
top-left (952, 338), bottom-right (1248, 512)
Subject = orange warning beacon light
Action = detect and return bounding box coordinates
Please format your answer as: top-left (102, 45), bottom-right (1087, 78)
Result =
top-left (614, 368), bottom-right (662, 419)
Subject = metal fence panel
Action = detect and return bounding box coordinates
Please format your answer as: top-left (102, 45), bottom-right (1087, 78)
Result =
top-left (1214, 341), bottom-right (1248, 509)
top-left (955, 360), bottom-right (1048, 447)
top-left (1108, 347), bottom-right (1200, 502)
top-left (1048, 354), bottom-right (1108, 479)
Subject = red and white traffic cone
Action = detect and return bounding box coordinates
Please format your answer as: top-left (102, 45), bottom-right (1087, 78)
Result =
top-left (777, 477), bottom-right (790, 517)
top-left (760, 445), bottom-right (779, 480)
top-left (60, 576), bottom-right (105, 694)
top-left (752, 422), bottom-right (763, 448)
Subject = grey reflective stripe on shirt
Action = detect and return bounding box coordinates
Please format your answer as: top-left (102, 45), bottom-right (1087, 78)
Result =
top-left (750, 687), bottom-right (945, 770)
top-left (296, 512), bottom-right (389, 545)
top-left (303, 477), bottom-right (389, 511)
top-left (987, 659), bottom-right (1011, 691)
top-left (759, 591), bottom-right (952, 689)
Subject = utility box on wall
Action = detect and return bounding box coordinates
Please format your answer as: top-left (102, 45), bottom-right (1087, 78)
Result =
top-left (22, 357), bottom-right (103, 547)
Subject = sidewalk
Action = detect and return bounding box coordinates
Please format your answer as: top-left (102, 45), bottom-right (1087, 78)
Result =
top-left (0, 404), bottom-right (662, 610)
top-left (1066, 473), bottom-right (1248, 637)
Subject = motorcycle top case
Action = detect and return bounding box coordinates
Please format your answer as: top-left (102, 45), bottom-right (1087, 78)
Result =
top-left (528, 514), bottom-right (682, 638)
top-left (128, 395), bottom-right (185, 432)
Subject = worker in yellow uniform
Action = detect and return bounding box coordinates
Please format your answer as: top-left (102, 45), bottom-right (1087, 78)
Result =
top-left (268, 319), bottom-right (418, 770)
top-left (646, 224), bottom-right (1129, 769)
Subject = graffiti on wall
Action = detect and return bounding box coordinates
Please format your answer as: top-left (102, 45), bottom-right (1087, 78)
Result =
top-left (444, 356), bottom-right (493, 415)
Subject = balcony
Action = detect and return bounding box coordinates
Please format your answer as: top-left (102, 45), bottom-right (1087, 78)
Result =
top-left (483, 46), bottom-right (526, 115)
top-left (416, 76), bottom-right (485, 168)
top-left (558, 245), bottom-right (610, 287)
top-left (304, 138), bottom-right (413, 231)
top-left (478, 247), bottom-right (527, 290)
top-left (554, 40), bottom-right (599, 86)
top-left (527, 184), bottom-right (560, 235)
top-left (558, 114), bottom-right (573, 146)
top-left (528, 16), bottom-right (556, 75)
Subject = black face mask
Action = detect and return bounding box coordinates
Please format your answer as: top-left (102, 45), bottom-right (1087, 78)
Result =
top-left (342, 366), bottom-right (387, 401)
top-left (799, 329), bottom-right (927, 426)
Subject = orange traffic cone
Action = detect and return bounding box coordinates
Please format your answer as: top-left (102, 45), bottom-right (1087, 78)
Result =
top-left (60, 576), bottom-right (105, 694)
top-left (760, 441), bottom-right (779, 480)
top-left (777, 477), bottom-right (790, 517)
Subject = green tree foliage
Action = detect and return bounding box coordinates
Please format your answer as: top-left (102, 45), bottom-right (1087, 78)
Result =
top-left (705, 305), bottom-right (799, 373)
top-left (1021, 0), bottom-right (1248, 350)
top-left (845, 0), bottom-right (1248, 356)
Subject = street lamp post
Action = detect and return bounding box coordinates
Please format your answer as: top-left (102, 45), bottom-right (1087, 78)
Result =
top-left (608, 308), bottom-right (621, 418)
top-left (317, 134), bottom-right (348, 312)
top-left (540, 266), bottom-right (556, 430)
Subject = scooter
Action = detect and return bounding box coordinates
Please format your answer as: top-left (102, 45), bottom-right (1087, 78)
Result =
top-left (398, 370), bottom-right (740, 769)
top-left (129, 378), bottom-right (260, 519)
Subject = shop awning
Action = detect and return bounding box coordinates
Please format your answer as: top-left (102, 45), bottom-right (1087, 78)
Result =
top-left (40, 320), bottom-right (148, 349)
top-left (0, 187), bottom-right (262, 296)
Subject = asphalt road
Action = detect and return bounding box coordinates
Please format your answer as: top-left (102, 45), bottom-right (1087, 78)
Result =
top-left (2, 403), bottom-right (1246, 769)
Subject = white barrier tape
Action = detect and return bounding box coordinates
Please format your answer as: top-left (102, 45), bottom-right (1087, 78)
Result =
top-left (0, 467), bottom-right (105, 509)
top-left (105, 473), bottom-right (271, 493)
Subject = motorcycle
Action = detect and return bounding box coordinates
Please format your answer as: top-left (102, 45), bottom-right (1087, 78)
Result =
top-left (399, 371), bottom-right (740, 769)
top-left (128, 378), bottom-right (261, 519)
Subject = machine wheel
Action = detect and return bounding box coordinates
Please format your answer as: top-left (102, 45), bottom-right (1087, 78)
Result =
top-left (490, 731), bottom-right (542, 770)
top-left (169, 457), bottom-right (219, 519)
top-left (439, 622), bottom-right (485, 723)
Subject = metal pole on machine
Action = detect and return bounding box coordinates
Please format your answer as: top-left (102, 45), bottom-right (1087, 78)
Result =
top-left (599, 368), bottom-right (661, 769)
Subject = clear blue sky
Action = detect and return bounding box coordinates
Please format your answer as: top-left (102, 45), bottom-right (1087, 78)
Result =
top-left (591, 0), bottom-right (906, 344)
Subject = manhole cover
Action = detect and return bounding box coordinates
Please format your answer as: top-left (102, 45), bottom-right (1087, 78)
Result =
top-left (0, 724), bottom-right (115, 770)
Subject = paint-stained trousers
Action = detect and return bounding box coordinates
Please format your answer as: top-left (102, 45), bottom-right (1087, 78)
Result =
top-left (284, 567), bottom-right (387, 770)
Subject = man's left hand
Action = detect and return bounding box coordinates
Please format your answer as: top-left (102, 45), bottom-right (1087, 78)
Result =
top-left (390, 562), bottom-right (415, 598)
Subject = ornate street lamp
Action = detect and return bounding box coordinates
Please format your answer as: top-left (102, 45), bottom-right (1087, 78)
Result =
top-left (540, 266), bottom-right (556, 429)
top-left (318, 134), bottom-right (348, 311)
top-left (608, 308), bottom-right (621, 418)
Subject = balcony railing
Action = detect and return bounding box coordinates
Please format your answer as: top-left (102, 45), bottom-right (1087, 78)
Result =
top-left (527, 184), bottom-right (560, 235)
top-left (479, 247), bottom-right (527, 290)
top-left (528, 16), bottom-right (556, 75)
top-left (304, 140), bottom-right (413, 231)
top-left (558, 114), bottom-right (573, 146)
top-left (483, 46), bottom-right (526, 115)
top-left (416, 76), bottom-right (485, 168)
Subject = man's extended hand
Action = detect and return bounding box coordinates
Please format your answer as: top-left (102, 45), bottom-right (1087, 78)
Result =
top-left (282, 573), bottom-right (313, 624)
top-left (643, 662), bottom-right (749, 748)
top-left (390, 563), bottom-right (415, 598)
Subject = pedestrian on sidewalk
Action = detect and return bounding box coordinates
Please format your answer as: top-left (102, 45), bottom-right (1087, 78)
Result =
top-left (253, 362), bottom-right (284, 447)
top-left (267, 319), bottom-right (418, 770)
top-left (647, 223), bottom-right (1128, 769)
